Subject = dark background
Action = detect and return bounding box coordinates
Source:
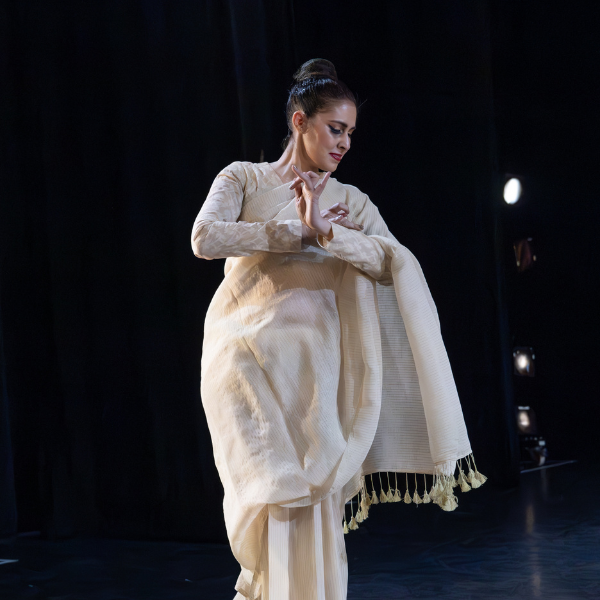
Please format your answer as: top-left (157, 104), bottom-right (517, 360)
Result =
top-left (1, 0), bottom-right (598, 544)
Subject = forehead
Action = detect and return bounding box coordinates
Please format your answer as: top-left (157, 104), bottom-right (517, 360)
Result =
top-left (318, 102), bottom-right (357, 128)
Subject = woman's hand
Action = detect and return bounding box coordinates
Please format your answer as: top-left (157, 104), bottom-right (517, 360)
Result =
top-left (291, 165), bottom-right (332, 239)
top-left (290, 166), bottom-right (363, 240)
top-left (320, 201), bottom-right (363, 232)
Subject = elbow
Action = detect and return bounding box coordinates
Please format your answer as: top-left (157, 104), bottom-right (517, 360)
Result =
top-left (191, 238), bottom-right (214, 260)
top-left (191, 241), bottom-right (204, 259)
top-left (191, 223), bottom-right (215, 260)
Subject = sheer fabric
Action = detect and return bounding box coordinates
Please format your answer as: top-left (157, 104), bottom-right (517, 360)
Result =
top-left (192, 162), bottom-right (475, 599)
top-left (232, 489), bottom-right (347, 600)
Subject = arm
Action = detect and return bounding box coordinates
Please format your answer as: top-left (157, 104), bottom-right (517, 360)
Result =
top-left (191, 162), bottom-right (303, 260)
top-left (316, 191), bottom-right (395, 283)
top-left (319, 189), bottom-right (441, 325)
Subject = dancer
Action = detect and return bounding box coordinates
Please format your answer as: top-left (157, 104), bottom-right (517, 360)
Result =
top-left (191, 58), bottom-right (486, 600)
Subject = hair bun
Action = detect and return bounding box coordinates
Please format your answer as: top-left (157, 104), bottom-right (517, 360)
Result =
top-left (293, 58), bottom-right (338, 84)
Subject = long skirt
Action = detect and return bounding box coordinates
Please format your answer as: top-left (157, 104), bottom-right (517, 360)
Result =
top-left (234, 488), bottom-right (348, 600)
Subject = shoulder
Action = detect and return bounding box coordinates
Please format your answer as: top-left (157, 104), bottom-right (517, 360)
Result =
top-left (212, 161), bottom-right (253, 194)
top-left (328, 178), bottom-right (372, 212)
top-left (217, 161), bottom-right (252, 186)
top-left (329, 178), bottom-right (391, 235)
top-left (216, 161), bottom-right (277, 195)
top-left (340, 181), bottom-right (367, 202)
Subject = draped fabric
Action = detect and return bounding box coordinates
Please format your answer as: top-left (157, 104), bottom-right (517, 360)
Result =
top-left (191, 161), bottom-right (482, 599)
top-left (231, 488), bottom-right (348, 600)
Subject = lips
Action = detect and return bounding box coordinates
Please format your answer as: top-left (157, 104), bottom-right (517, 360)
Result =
top-left (329, 153), bottom-right (342, 162)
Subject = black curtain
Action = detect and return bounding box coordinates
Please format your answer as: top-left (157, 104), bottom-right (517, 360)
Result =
top-left (1, 0), bottom-right (519, 543)
top-left (491, 2), bottom-right (600, 462)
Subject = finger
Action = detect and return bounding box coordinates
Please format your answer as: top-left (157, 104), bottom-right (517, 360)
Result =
top-left (293, 180), bottom-right (304, 200)
top-left (321, 208), bottom-right (347, 219)
top-left (328, 202), bottom-right (350, 213)
top-left (291, 165), bottom-right (313, 189)
top-left (314, 171), bottom-right (331, 189)
top-left (341, 217), bottom-right (363, 231)
top-left (336, 216), bottom-right (364, 231)
top-left (288, 176), bottom-right (303, 190)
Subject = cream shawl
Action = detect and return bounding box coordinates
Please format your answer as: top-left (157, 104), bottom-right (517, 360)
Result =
top-left (192, 161), bottom-right (486, 594)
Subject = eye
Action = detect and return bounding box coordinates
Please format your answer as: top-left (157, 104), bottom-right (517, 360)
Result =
top-left (328, 125), bottom-right (342, 134)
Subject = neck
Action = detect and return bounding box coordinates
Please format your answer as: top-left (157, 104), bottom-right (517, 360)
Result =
top-left (269, 139), bottom-right (320, 184)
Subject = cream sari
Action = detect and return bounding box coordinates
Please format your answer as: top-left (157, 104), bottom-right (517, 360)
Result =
top-left (192, 161), bottom-right (486, 599)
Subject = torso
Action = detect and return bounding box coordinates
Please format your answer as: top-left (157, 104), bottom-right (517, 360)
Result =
top-left (201, 163), bottom-right (347, 461)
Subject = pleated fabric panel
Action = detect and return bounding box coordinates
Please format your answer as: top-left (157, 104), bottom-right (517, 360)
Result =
top-left (233, 490), bottom-right (347, 600)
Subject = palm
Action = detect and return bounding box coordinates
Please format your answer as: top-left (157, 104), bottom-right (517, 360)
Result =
top-left (292, 168), bottom-right (330, 230)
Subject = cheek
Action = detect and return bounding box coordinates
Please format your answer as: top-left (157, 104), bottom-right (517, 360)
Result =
top-left (316, 129), bottom-right (334, 150)
top-left (307, 130), bottom-right (330, 154)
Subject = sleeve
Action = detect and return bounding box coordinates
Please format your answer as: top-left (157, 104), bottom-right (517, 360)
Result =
top-left (316, 190), bottom-right (396, 283)
top-left (191, 162), bottom-right (304, 260)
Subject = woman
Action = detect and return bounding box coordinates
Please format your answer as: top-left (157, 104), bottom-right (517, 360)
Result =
top-left (191, 59), bottom-right (485, 600)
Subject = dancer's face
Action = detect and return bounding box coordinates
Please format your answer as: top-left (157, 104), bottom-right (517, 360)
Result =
top-left (292, 101), bottom-right (357, 173)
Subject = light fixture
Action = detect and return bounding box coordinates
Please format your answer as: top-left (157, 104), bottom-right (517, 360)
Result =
top-left (503, 177), bottom-right (522, 204)
top-left (516, 406), bottom-right (538, 435)
top-left (516, 407), bottom-right (547, 467)
top-left (513, 347), bottom-right (535, 377)
top-left (513, 238), bottom-right (537, 272)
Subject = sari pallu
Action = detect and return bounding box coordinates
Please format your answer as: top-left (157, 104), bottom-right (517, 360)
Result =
top-left (192, 162), bottom-right (486, 598)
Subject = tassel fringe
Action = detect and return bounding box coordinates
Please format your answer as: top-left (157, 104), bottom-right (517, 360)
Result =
top-left (403, 473), bottom-right (412, 504)
top-left (391, 472), bottom-right (401, 502)
top-left (342, 452), bottom-right (486, 532)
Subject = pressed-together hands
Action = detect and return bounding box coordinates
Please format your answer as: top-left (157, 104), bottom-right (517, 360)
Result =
top-left (289, 165), bottom-right (364, 241)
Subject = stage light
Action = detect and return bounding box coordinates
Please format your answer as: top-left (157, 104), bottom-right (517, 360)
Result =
top-left (516, 407), bottom-right (547, 467)
top-left (504, 177), bottom-right (522, 204)
top-left (513, 238), bottom-right (536, 272)
top-left (518, 410), bottom-right (530, 430)
top-left (513, 347), bottom-right (535, 376)
top-left (516, 406), bottom-right (538, 434)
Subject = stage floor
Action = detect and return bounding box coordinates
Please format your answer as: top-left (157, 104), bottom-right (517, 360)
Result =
top-left (1, 460), bottom-right (597, 599)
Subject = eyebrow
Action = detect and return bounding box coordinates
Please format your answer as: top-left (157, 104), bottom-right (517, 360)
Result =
top-left (330, 120), bottom-right (356, 131)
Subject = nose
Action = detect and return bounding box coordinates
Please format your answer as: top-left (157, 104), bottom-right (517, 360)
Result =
top-left (338, 133), bottom-right (350, 151)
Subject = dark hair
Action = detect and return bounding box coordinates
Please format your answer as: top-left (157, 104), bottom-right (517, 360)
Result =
top-left (282, 58), bottom-right (358, 150)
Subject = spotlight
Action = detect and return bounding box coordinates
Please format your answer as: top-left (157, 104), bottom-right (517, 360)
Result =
top-left (513, 238), bottom-right (537, 272)
top-left (503, 177), bottom-right (522, 204)
top-left (516, 406), bottom-right (538, 435)
top-left (513, 347), bottom-right (535, 377)
top-left (516, 406), bottom-right (548, 467)
top-left (518, 409), bottom-right (530, 430)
